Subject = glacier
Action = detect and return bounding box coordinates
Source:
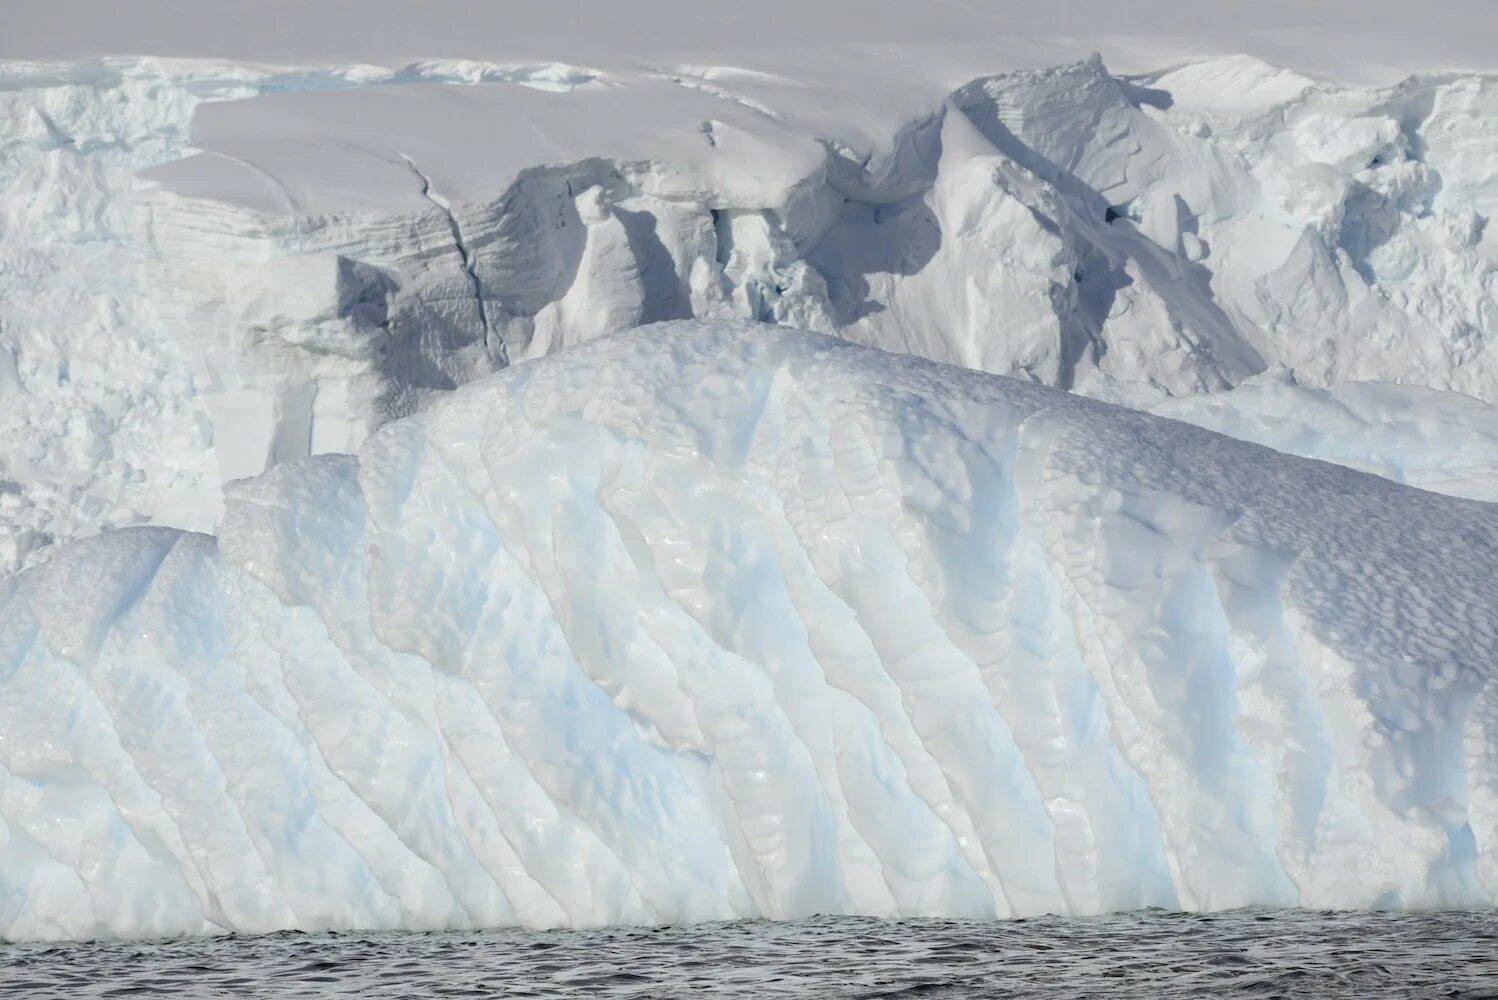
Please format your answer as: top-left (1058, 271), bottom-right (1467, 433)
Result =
top-left (3, 48), bottom-right (1497, 577)
top-left (2, 321), bottom-right (1497, 941)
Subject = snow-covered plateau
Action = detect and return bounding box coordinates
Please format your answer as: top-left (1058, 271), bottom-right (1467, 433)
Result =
top-left (5, 321), bottom-right (1498, 941)
top-left (3, 0), bottom-right (1498, 943)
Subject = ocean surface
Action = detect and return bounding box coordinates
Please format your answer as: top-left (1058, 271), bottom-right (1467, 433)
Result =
top-left (3, 909), bottom-right (1497, 998)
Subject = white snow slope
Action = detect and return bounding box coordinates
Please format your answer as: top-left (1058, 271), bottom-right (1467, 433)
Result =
top-left (3, 321), bottom-right (1498, 941)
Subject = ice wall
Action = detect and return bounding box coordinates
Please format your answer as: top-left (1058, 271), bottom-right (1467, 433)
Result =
top-left (0, 58), bottom-right (593, 575)
top-left (135, 54), bottom-right (1498, 405)
top-left (2, 321), bottom-right (1495, 941)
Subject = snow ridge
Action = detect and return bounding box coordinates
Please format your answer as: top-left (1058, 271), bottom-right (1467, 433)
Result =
top-left (1, 322), bottom-right (1495, 941)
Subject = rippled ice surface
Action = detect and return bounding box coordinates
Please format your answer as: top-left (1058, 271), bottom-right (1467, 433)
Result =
top-left (5, 910), bottom-right (1498, 998)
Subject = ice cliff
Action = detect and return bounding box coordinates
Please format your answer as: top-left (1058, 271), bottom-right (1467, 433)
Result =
top-left (3, 54), bottom-right (1497, 575)
top-left (2, 322), bottom-right (1496, 941)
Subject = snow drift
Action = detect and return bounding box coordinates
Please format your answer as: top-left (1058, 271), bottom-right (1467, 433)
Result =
top-left (2, 321), bottom-right (1495, 941)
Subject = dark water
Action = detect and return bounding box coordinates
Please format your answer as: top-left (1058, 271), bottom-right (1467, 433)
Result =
top-left (4, 910), bottom-right (1498, 999)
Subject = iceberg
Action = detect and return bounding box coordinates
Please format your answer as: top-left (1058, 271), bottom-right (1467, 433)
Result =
top-left (2, 321), bottom-right (1495, 941)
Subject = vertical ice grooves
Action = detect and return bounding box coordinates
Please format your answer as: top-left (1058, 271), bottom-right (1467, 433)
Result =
top-left (392, 424), bottom-right (675, 925)
top-left (770, 380), bottom-right (1012, 915)
top-left (2, 321), bottom-right (1496, 940)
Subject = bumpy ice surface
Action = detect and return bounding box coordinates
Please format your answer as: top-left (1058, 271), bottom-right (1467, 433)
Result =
top-left (2, 322), bottom-right (1496, 941)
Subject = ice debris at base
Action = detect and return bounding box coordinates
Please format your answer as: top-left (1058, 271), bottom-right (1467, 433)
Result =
top-left (2, 321), bottom-right (1497, 941)
top-left (3, 53), bottom-right (1498, 575)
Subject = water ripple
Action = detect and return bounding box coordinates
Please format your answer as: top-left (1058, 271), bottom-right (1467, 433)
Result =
top-left (4, 910), bottom-right (1498, 998)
